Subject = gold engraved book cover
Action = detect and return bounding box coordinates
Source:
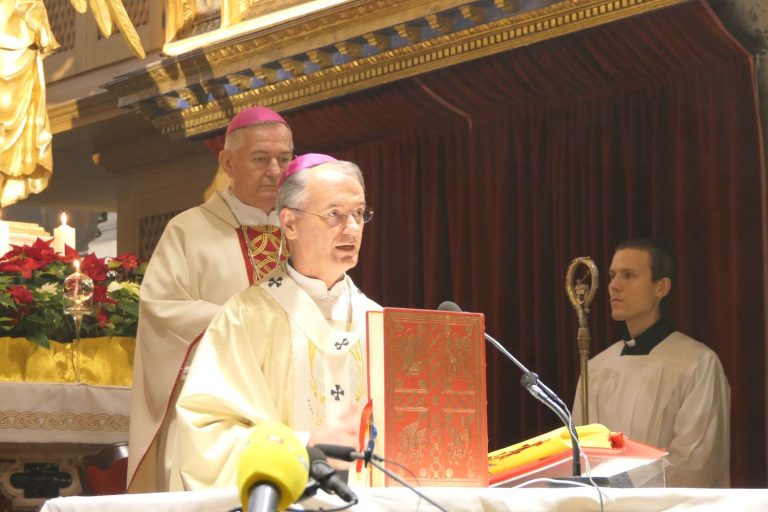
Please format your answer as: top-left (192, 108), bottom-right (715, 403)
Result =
top-left (357, 307), bottom-right (488, 487)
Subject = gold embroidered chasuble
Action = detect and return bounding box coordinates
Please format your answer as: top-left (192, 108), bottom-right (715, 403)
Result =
top-left (171, 265), bottom-right (381, 490)
top-left (128, 192), bottom-right (285, 493)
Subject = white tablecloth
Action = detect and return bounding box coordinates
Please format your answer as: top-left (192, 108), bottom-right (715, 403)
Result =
top-left (40, 486), bottom-right (768, 512)
top-left (0, 381), bottom-right (130, 444)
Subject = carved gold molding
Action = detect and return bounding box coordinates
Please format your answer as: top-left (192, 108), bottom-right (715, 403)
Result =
top-left (110, 0), bottom-right (475, 101)
top-left (0, 410), bottom-right (129, 433)
top-left (111, 0), bottom-right (687, 138)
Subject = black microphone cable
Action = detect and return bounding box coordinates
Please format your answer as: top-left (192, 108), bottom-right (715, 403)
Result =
top-left (312, 444), bottom-right (450, 512)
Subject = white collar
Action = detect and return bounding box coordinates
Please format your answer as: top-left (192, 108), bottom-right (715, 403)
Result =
top-left (220, 189), bottom-right (279, 226)
top-left (286, 262), bottom-right (347, 301)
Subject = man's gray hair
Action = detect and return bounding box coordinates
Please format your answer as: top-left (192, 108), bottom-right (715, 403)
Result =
top-left (277, 160), bottom-right (365, 211)
top-left (223, 121), bottom-right (293, 152)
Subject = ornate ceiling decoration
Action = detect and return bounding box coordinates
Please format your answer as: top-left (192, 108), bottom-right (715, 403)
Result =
top-left (105, 0), bottom-right (684, 139)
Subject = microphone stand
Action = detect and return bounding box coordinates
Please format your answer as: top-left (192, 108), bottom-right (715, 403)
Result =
top-left (483, 332), bottom-right (583, 478)
top-left (520, 371), bottom-right (581, 477)
top-left (483, 333), bottom-right (567, 409)
top-left (436, 303), bottom-right (591, 483)
top-left (487, 332), bottom-right (613, 486)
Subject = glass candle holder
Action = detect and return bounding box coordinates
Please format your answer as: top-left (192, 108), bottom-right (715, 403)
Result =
top-left (63, 261), bottom-right (93, 380)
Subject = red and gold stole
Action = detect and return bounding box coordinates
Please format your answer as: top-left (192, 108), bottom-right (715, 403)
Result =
top-left (236, 225), bottom-right (288, 285)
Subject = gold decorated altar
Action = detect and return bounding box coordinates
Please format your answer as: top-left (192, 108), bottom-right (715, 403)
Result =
top-left (0, 228), bottom-right (143, 510)
top-left (0, 337), bottom-right (134, 511)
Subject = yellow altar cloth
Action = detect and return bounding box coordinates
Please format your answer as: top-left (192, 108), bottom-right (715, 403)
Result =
top-left (0, 337), bottom-right (134, 386)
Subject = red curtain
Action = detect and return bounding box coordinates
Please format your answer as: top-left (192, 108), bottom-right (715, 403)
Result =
top-left (281, 0), bottom-right (766, 486)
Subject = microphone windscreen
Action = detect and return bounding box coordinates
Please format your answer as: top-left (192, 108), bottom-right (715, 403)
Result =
top-left (437, 300), bottom-right (462, 312)
top-left (237, 420), bottom-right (309, 511)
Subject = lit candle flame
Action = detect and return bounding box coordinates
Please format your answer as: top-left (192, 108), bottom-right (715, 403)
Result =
top-left (60, 212), bottom-right (68, 225)
top-left (74, 259), bottom-right (80, 271)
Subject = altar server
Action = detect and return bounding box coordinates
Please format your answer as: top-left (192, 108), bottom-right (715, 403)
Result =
top-left (170, 154), bottom-right (381, 490)
top-left (574, 238), bottom-right (730, 487)
top-left (127, 107), bottom-right (294, 492)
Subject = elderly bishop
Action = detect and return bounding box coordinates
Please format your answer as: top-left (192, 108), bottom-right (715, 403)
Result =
top-left (128, 107), bottom-right (294, 493)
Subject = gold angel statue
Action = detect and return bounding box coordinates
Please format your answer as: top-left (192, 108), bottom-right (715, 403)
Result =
top-left (68, 0), bottom-right (147, 59)
top-left (0, 0), bottom-right (145, 207)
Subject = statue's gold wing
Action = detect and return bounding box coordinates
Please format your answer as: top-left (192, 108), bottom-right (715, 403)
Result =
top-left (68, 0), bottom-right (146, 59)
top-left (69, 0), bottom-right (88, 12)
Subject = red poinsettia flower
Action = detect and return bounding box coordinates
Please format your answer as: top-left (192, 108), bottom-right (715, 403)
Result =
top-left (92, 284), bottom-right (117, 305)
top-left (58, 244), bottom-right (81, 264)
top-left (0, 238), bottom-right (145, 344)
top-left (79, 253), bottom-right (109, 282)
top-left (1, 237), bottom-right (50, 262)
top-left (0, 257), bottom-right (44, 279)
top-left (112, 252), bottom-right (139, 270)
top-left (21, 238), bottom-right (58, 266)
top-left (9, 285), bottom-right (34, 305)
top-left (0, 244), bottom-right (25, 261)
top-left (0, 244), bottom-right (14, 259)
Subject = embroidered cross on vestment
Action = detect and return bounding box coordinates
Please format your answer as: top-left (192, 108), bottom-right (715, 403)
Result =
top-left (330, 384), bottom-right (345, 401)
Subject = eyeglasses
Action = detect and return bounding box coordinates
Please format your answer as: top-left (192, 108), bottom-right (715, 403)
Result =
top-left (289, 206), bottom-right (374, 227)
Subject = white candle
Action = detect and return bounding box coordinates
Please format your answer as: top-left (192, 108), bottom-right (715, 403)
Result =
top-left (53, 213), bottom-right (76, 254)
top-left (0, 217), bottom-right (9, 257)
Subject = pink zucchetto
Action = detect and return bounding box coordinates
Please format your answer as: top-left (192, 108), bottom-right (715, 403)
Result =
top-left (278, 153), bottom-right (338, 187)
top-left (225, 106), bottom-right (288, 137)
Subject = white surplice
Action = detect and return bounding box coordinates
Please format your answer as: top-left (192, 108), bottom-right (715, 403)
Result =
top-left (573, 331), bottom-right (731, 488)
top-left (170, 265), bottom-right (381, 491)
top-left (127, 191), bottom-right (279, 493)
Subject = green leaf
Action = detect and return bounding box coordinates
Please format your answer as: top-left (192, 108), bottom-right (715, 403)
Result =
top-left (26, 332), bottom-right (50, 349)
top-left (121, 301), bottom-right (139, 316)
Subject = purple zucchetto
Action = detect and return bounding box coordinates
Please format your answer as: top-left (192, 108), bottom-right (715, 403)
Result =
top-left (225, 106), bottom-right (288, 137)
top-left (278, 153), bottom-right (338, 188)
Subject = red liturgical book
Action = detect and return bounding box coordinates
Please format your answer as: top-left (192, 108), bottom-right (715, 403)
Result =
top-left (354, 307), bottom-right (488, 487)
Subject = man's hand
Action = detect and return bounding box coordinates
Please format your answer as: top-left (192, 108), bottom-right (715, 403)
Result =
top-left (308, 402), bottom-right (363, 470)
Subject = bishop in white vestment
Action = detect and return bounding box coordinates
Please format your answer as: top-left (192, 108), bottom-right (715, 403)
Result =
top-left (128, 107), bottom-right (294, 492)
top-left (172, 264), bottom-right (380, 489)
top-left (172, 154), bottom-right (380, 490)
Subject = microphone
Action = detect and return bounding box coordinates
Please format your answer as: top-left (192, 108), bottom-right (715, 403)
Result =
top-left (438, 301), bottom-right (563, 402)
top-left (306, 447), bottom-right (357, 503)
top-left (312, 443), bottom-right (382, 463)
top-left (438, 301), bottom-right (534, 375)
top-left (438, 301), bottom-right (532, 372)
top-left (313, 444), bottom-right (361, 462)
top-left (520, 371), bottom-right (568, 420)
top-left (237, 420), bottom-right (309, 512)
top-left (437, 300), bottom-right (583, 478)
